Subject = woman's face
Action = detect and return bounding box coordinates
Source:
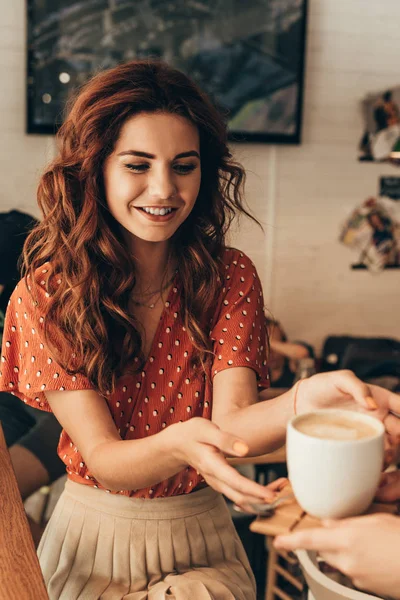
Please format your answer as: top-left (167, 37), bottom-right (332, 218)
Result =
top-left (103, 112), bottom-right (201, 248)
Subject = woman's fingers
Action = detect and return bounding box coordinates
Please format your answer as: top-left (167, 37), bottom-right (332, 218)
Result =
top-left (196, 420), bottom-right (250, 457)
top-left (233, 478), bottom-right (290, 513)
top-left (216, 479), bottom-right (276, 509)
top-left (379, 470), bottom-right (400, 488)
top-left (201, 451), bottom-right (278, 503)
top-left (335, 371), bottom-right (376, 410)
top-left (211, 476), bottom-right (275, 508)
top-left (383, 413), bottom-right (400, 437)
top-left (266, 477), bottom-right (289, 492)
top-left (219, 464), bottom-right (278, 503)
top-left (383, 434), bottom-right (396, 468)
top-left (376, 470), bottom-right (400, 502)
top-left (188, 420), bottom-right (282, 504)
top-left (370, 384), bottom-right (400, 416)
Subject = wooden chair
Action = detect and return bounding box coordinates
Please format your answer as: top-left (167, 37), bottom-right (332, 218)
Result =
top-left (265, 538), bottom-right (304, 600)
top-left (0, 423), bottom-right (48, 599)
top-left (231, 446), bottom-right (297, 599)
top-left (296, 550), bottom-right (383, 600)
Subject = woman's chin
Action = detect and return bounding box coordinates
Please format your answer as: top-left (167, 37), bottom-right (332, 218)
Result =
top-left (124, 228), bottom-right (175, 245)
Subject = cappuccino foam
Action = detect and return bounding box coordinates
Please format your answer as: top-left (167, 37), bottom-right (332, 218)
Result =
top-left (295, 413), bottom-right (377, 441)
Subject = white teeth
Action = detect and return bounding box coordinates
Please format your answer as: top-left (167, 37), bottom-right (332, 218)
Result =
top-left (142, 207), bottom-right (173, 215)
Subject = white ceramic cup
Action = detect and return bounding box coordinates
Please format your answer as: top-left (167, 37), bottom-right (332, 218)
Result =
top-left (287, 409), bottom-right (385, 519)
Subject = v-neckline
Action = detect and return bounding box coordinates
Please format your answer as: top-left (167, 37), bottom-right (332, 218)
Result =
top-left (141, 273), bottom-right (178, 367)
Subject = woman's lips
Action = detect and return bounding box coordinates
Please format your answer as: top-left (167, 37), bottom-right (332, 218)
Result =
top-left (134, 206), bottom-right (178, 222)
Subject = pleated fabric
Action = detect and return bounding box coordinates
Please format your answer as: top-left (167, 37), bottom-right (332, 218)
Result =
top-left (38, 481), bottom-right (256, 600)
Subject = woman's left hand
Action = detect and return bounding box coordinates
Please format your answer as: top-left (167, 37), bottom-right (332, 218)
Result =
top-left (296, 370), bottom-right (400, 438)
top-left (274, 514), bottom-right (400, 599)
top-left (233, 477), bottom-right (289, 514)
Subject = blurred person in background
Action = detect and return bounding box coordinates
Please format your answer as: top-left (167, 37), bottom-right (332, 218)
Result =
top-left (0, 210), bottom-right (64, 546)
top-left (265, 316), bottom-right (314, 389)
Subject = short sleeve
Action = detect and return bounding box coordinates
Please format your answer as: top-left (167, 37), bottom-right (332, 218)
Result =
top-left (210, 249), bottom-right (269, 389)
top-left (0, 273), bottom-right (92, 412)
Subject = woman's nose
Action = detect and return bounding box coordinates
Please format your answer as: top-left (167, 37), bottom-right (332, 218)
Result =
top-left (148, 169), bottom-right (176, 200)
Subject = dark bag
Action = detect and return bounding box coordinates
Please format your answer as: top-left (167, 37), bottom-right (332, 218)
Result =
top-left (0, 210), bottom-right (37, 281)
top-left (0, 210), bottom-right (38, 312)
top-left (321, 335), bottom-right (400, 380)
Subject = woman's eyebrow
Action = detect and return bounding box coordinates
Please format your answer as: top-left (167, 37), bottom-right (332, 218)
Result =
top-left (174, 151), bottom-right (200, 160)
top-left (117, 150), bottom-right (200, 160)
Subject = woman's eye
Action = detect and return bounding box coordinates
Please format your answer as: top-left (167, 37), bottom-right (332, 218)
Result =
top-left (124, 162), bottom-right (197, 174)
top-left (125, 163), bottom-right (149, 173)
top-left (173, 163), bottom-right (197, 175)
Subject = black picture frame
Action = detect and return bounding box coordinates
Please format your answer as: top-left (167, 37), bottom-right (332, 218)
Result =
top-left (27, 0), bottom-right (308, 144)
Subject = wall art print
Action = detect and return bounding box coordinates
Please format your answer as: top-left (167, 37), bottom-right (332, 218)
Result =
top-left (27, 0), bottom-right (308, 143)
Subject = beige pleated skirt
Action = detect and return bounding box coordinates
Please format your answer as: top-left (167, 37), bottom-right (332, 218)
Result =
top-left (38, 480), bottom-right (256, 600)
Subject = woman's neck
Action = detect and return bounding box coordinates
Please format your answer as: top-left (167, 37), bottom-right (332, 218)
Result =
top-left (129, 239), bottom-right (174, 292)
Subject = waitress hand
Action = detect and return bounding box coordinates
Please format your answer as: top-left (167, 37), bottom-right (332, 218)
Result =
top-left (274, 513), bottom-right (400, 599)
top-left (376, 470), bottom-right (400, 502)
top-left (170, 417), bottom-right (287, 508)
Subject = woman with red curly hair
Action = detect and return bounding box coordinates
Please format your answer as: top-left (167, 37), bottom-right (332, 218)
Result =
top-left (1, 60), bottom-right (400, 599)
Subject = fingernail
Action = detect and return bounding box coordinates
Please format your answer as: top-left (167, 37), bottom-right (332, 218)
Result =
top-left (365, 396), bottom-right (378, 410)
top-left (233, 441), bottom-right (248, 456)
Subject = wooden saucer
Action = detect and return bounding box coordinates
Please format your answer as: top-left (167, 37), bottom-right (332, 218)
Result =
top-left (250, 483), bottom-right (399, 537)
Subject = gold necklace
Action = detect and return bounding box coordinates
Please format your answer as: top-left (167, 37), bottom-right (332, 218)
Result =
top-left (131, 273), bottom-right (176, 309)
top-left (131, 295), bottom-right (161, 310)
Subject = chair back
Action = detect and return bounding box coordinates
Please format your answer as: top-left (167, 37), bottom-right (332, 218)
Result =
top-left (296, 550), bottom-right (383, 600)
top-left (0, 423), bottom-right (48, 599)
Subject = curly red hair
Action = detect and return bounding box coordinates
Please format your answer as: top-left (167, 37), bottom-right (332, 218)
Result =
top-left (23, 59), bottom-right (260, 395)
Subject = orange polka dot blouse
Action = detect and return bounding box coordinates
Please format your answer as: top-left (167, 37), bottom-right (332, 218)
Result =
top-left (0, 248), bottom-right (269, 498)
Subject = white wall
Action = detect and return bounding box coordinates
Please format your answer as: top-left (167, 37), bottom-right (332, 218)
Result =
top-left (0, 1), bottom-right (54, 219)
top-left (1, 0), bottom-right (399, 351)
top-left (233, 0), bottom-right (400, 350)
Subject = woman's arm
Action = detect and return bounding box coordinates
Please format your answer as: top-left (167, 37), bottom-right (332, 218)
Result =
top-left (46, 389), bottom-right (188, 491)
top-left (212, 368), bottom-right (400, 457)
top-left (212, 367), bottom-right (293, 455)
top-left (45, 389), bottom-right (280, 506)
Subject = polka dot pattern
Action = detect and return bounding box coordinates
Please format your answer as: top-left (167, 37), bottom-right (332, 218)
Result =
top-left (0, 249), bottom-right (268, 499)
top-left (210, 251), bottom-right (268, 385)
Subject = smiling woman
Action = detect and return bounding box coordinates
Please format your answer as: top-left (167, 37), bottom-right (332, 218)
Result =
top-left (0, 59), bottom-right (271, 600)
top-left (19, 60), bottom-right (258, 398)
top-left (2, 59), bottom-right (400, 600)
top-left (103, 112), bottom-right (202, 246)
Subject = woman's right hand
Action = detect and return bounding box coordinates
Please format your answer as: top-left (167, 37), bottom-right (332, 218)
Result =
top-left (168, 417), bottom-right (285, 509)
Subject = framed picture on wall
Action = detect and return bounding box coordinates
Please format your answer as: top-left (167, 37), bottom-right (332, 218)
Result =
top-left (358, 86), bottom-right (400, 165)
top-left (27, 0), bottom-right (308, 144)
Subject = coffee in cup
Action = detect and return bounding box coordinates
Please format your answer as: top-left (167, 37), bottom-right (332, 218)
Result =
top-left (287, 409), bottom-right (384, 519)
top-left (294, 412), bottom-right (378, 441)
